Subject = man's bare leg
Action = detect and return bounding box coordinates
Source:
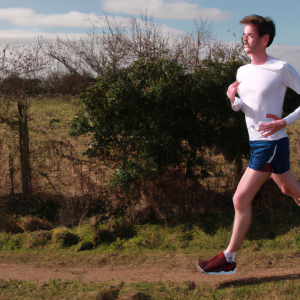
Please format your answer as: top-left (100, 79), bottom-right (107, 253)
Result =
top-left (271, 170), bottom-right (300, 206)
top-left (225, 168), bottom-right (271, 253)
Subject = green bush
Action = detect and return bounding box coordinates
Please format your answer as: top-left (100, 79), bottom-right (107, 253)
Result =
top-left (26, 230), bottom-right (51, 249)
top-left (75, 241), bottom-right (94, 251)
top-left (0, 233), bottom-right (25, 251)
top-left (52, 227), bottom-right (80, 248)
top-left (71, 58), bottom-right (249, 188)
top-left (97, 218), bottom-right (136, 244)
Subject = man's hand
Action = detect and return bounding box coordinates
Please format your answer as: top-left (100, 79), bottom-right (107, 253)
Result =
top-left (227, 81), bottom-right (240, 107)
top-left (257, 114), bottom-right (287, 137)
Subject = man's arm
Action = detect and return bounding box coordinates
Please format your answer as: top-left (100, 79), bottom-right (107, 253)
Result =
top-left (281, 64), bottom-right (300, 126)
top-left (258, 63), bottom-right (300, 136)
top-left (283, 107), bottom-right (300, 126)
top-left (257, 114), bottom-right (287, 137)
top-left (227, 81), bottom-right (242, 111)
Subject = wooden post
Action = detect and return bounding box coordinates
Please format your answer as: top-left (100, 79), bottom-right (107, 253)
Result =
top-left (18, 87), bottom-right (32, 195)
top-left (9, 152), bottom-right (14, 196)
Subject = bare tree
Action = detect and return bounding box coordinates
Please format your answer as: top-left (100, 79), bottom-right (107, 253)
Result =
top-left (43, 11), bottom-right (247, 75)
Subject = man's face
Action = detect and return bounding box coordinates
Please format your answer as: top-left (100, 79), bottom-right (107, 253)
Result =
top-left (243, 24), bottom-right (268, 56)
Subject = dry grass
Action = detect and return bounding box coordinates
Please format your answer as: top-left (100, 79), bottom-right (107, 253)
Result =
top-left (1, 272), bottom-right (300, 299)
top-left (0, 96), bottom-right (111, 197)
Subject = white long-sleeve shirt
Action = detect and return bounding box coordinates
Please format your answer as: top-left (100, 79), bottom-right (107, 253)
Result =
top-left (233, 56), bottom-right (300, 141)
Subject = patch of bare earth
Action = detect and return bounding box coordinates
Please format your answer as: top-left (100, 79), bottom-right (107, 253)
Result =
top-left (1, 252), bottom-right (300, 288)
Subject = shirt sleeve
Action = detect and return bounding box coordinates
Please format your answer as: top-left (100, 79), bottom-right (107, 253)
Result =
top-left (231, 67), bottom-right (244, 112)
top-left (232, 97), bottom-right (243, 111)
top-left (282, 63), bottom-right (300, 125)
top-left (283, 63), bottom-right (300, 93)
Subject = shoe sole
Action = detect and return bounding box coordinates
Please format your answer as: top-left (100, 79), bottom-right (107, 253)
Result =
top-left (196, 262), bottom-right (236, 275)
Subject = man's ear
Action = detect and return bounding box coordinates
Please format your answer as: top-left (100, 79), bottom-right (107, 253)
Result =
top-left (262, 34), bottom-right (269, 47)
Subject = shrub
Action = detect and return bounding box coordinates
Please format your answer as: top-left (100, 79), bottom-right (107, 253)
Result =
top-left (2, 193), bottom-right (59, 223)
top-left (71, 58), bottom-right (248, 190)
top-left (75, 241), bottom-right (94, 251)
top-left (26, 230), bottom-right (51, 249)
top-left (0, 233), bottom-right (25, 250)
top-left (18, 216), bottom-right (53, 232)
top-left (0, 214), bottom-right (23, 233)
top-left (96, 218), bottom-right (136, 244)
top-left (52, 227), bottom-right (80, 248)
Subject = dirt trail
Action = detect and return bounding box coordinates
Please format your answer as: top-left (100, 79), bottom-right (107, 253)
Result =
top-left (1, 262), bottom-right (300, 288)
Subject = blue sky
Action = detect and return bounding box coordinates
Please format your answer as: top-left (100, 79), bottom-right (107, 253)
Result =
top-left (1, 0), bottom-right (300, 71)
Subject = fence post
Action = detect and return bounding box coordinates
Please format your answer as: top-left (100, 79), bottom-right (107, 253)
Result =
top-left (9, 152), bottom-right (14, 196)
top-left (18, 87), bottom-right (32, 195)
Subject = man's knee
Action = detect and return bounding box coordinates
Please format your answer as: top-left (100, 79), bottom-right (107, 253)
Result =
top-left (233, 193), bottom-right (249, 211)
top-left (280, 183), bottom-right (291, 196)
top-left (280, 183), bottom-right (300, 205)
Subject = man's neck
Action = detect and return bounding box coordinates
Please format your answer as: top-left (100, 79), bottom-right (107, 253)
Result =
top-left (251, 51), bottom-right (269, 65)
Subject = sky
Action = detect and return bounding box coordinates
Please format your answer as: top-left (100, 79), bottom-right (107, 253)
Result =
top-left (1, 0), bottom-right (300, 72)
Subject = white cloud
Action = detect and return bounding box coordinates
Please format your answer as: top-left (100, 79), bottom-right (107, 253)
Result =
top-left (102, 0), bottom-right (233, 21)
top-left (267, 44), bottom-right (300, 74)
top-left (160, 24), bottom-right (185, 36)
top-left (0, 8), bottom-right (98, 27)
top-left (0, 7), bottom-right (185, 37)
top-left (0, 30), bottom-right (86, 44)
top-left (0, 23), bottom-right (185, 44)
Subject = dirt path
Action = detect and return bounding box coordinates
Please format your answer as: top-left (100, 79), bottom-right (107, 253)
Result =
top-left (1, 262), bottom-right (300, 288)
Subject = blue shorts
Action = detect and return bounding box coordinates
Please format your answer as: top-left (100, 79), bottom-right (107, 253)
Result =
top-left (248, 137), bottom-right (290, 174)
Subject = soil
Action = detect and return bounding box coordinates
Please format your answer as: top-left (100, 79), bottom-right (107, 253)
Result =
top-left (1, 253), bottom-right (300, 288)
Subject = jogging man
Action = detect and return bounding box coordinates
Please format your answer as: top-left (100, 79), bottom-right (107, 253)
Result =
top-left (197, 14), bottom-right (300, 275)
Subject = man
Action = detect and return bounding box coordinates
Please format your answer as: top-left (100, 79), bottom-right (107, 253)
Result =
top-left (196, 15), bottom-right (300, 275)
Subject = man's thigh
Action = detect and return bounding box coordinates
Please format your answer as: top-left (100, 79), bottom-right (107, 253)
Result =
top-left (234, 167), bottom-right (271, 205)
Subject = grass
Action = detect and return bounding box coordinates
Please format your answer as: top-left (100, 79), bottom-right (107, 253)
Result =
top-left (1, 277), bottom-right (300, 299)
top-left (0, 222), bottom-right (299, 267)
top-left (0, 221), bottom-right (300, 299)
top-left (0, 96), bottom-right (108, 196)
top-left (0, 279), bottom-right (114, 300)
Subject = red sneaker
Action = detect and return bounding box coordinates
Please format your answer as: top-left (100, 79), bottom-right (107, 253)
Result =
top-left (196, 252), bottom-right (236, 275)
